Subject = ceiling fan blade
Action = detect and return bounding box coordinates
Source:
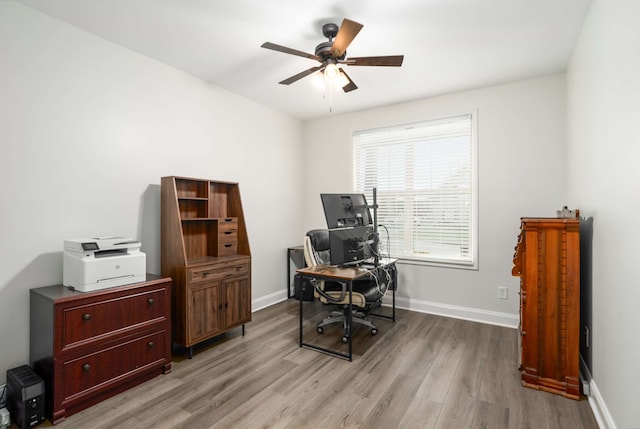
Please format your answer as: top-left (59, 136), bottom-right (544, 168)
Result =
top-left (279, 65), bottom-right (324, 85)
top-left (345, 55), bottom-right (404, 67)
top-left (339, 69), bottom-right (358, 93)
top-left (261, 42), bottom-right (320, 61)
top-left (331, 19), bottom-right (363, 58)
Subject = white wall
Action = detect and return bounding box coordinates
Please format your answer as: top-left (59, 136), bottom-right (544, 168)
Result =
top-left (566, 1), bottom-right (640, 427)
top-left (0, 2), bottom-right (304, 383)
top-left (303, 75), bottom-right (567, 325)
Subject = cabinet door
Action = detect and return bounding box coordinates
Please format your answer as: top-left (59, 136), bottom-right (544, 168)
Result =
top-left (223, 276), bottom-right (251, 328)
top-left (188, 281), bottom-right (222, 343)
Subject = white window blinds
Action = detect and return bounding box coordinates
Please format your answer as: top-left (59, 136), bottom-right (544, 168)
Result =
top-left (353, 113), bottom-right (477, 266)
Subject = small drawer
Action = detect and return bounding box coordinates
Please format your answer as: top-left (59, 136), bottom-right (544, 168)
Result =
top-left (61, 331), bottom-right (166, 400)
top-left (217, 218), bottom-right (238, 232)
top-left (219, 229), bottom-right (237, 242)
top-left (218, 241), bottom-right (238, 257)
top-left (61, 288), bottom-right (167, 351)
top-left (187, 261), bottom-right (249, 284)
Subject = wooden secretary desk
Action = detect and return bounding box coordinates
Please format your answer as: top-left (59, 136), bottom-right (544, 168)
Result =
top-left (161, 176), bottom-right (252, 358)
top-left (512, 215), bottom-right (581, 399)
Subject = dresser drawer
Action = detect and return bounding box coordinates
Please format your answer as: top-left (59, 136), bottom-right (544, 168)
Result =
top-left (187, 260), bottom-right (249, 284)
top-left (61, 287), bottom-right (167, 351)
top-left (61, 330), bottom-right (167, 401)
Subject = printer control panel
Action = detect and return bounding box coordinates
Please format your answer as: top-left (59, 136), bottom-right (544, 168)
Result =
top-left (81, 242), bottom-right (99, 251)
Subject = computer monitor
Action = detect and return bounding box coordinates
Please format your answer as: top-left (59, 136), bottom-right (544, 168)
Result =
top-left (321, 193), bottom-right (372, 229)
top-left (329, 226), bottom-right (375, 266)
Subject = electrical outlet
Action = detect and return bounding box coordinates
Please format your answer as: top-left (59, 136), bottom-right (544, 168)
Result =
top-left (498, 287), bottom-right (508, 300)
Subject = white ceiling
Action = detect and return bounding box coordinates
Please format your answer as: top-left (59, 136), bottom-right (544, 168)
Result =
top-left (15, 0), bottom-right (592, 121)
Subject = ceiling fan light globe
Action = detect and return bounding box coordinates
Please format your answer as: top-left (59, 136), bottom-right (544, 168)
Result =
top-left (324, 63), bottom-right (339, 80)
top-left (311, 72), bottom-right (326, 90)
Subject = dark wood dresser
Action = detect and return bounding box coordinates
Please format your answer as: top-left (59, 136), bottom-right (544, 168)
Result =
top-left (512, 217), bottom-right (581, 399)
top-left (30, 275), bottom-right (172, 424)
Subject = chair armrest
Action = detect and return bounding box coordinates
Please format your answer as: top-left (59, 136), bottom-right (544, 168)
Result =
top-left (312, 279), bottom-right (347, 303)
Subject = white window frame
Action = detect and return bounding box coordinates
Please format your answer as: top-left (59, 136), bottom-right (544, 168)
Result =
top-left (352, 112), bottom-right (478, 269)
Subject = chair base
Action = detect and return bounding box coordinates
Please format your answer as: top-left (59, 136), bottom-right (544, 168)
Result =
top-left (316, 310), bottom-right (378, 336)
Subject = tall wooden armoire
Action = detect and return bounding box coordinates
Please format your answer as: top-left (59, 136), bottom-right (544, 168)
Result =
top-left (512, 216), bottom-right (581, 399)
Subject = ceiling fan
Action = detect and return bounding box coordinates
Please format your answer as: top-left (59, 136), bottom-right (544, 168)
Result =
top-left (261, 19), bottom-right (404, 93)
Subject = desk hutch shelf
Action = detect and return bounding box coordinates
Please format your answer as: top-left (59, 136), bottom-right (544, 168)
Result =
top-left (161, 176), bottom-right (251, 358)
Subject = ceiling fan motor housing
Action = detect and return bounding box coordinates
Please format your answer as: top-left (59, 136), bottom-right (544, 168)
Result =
top-left (315, 41), bottom-right (340, 59)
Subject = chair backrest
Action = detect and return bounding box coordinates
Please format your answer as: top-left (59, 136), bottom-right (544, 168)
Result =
top-left (304, 229), bottom-right (331, 267)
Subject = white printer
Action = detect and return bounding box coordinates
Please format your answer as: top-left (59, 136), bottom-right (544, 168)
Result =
top-left (63, 237), bottom-right (146, 292)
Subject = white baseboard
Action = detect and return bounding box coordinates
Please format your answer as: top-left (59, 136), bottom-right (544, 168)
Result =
top-left (381, 294), bottom-right (519, 329)
top-left (252, 289), bottom-right (288, 312)
top-left (588, 380), bottom-right (617, 429)
top-left (253, 291), bottom-right (520, 328)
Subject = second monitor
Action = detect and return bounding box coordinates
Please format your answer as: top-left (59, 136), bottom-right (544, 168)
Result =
top-left (321, 193), bottom-right (372, 229)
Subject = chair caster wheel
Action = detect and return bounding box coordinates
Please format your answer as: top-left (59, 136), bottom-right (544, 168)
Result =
top-left (341, 336), bottom-right (349, 343)
top-left (371, 328), bottom-right (378, 336)
top-left (317, 327), bottom-right (324, 334)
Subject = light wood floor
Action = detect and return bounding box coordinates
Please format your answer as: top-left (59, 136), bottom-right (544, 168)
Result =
top-left (46, 299), bottom-right (598, 429)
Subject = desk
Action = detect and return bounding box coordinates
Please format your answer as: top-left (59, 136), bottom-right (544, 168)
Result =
top-left (296, 259), bottom-right (397, 361)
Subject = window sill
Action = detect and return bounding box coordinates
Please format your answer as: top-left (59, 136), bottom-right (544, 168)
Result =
top-left (394, 257), bottom-right (478, 271)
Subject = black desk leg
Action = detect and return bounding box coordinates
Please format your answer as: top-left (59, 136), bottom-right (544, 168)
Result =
top-left (393, 285), bottom-right (396, 322)
top-left (299, 283), bottom-right (304, 346)
top-left (288, 249), bottom-right (292, 299)
top-left (347, 280), bottom-right (353, 361)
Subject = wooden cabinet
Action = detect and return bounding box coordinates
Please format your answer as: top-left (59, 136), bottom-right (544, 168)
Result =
top-left (512, 217), bottom-right (581, 399)
top-left (29, 276), bottom-right (172, 424)
top-left (161, 176), bottom-right (251, 357)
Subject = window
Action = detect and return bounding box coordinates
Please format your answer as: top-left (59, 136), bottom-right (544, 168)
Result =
top-left (353, 113), bottom-right (477, 268)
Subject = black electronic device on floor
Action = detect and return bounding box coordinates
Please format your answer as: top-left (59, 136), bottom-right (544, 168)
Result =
top-left (6, 365), bottom-right (45, 429)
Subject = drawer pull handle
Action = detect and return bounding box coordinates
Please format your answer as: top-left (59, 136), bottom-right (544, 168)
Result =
top-left (147, 341), bottom-right (155, 348)
top-left (82, 364), bottom-right (91, 372)
top-left (521, 330), bottom-right (527, 336)
top-left (224, 218), bottom-right (233, 222)
top-left (203, 272), bottom-right (209, 277)
top-left (224, 231), bottom-right (232, 235)
top-left (224, 244), bottom-right (232, 248)
top-left (82, 313), bottom-right (91, 321)
top-left (148, 298), bottom-right (155, 305)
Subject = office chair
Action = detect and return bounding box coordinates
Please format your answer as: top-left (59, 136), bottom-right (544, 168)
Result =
top-left (303, 229), bottom-right (388, 342)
